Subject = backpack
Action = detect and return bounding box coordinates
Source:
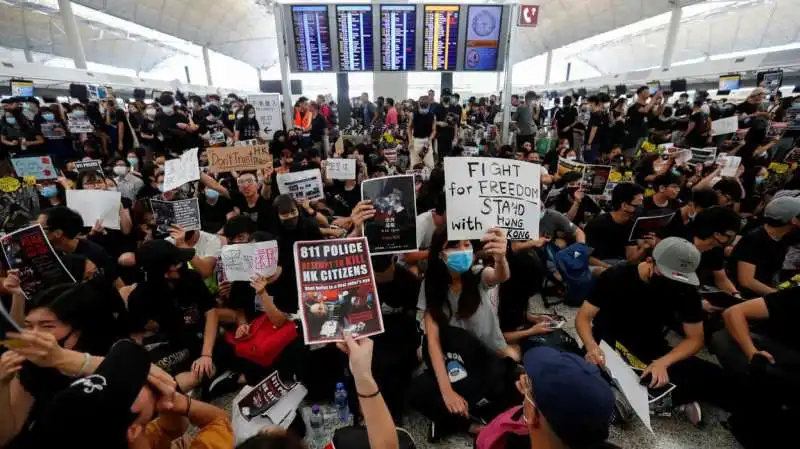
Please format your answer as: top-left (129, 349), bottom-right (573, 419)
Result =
top-left (552, 243), bottom-right (595, 306)
top-left (224, 314), bottom-right (298, 367)
top-left (476, 406), bottom-right (529, 449)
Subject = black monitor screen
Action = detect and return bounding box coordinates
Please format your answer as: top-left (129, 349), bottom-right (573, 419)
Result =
top-left (291, 5), bottom-right (333, 72)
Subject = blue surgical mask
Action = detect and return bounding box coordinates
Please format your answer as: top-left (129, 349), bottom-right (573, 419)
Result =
top-left (127, 157), bottom-right (139, 167)
top-left (42, 113), bottom-right (55, 121)
top-left (5, 117), bottom-right (16, 125)
top-left (445, 249), bottom-right (473, 274)
top-left (671, 168), bottom-right (682, 177)
top-left (755, 176), bottom-right (765, 185)
top-left (72, 110), bottom-right (85, 118)
top-left (205, 189), bottom-right (219, 200)
top-left (39, 185), bottom-right (58, 198)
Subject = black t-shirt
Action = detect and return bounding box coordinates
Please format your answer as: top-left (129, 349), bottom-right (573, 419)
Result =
top-left (588, 263), bottom-right (704, 354)
top-left (584, 213), bottom-right (635, 261)
top-left (642, 196), bottom-right (680, 215)
top-left (626, 102), bottom-right (649, 138)
top-left (673, 104), bottom-right (692, 131)
top-left (553, 191), bottom-right (601, 226)
top-left (272, 218), bottom-right (324, 313)
top-left (736, 101), bottom-right (760, 129)
top-left (329, 181), bottom-right (361, 217)
top-left (235, 118), bottom-right (260, 140)
top-left (309, 114), bottom-right (327, 143)
top-left (728, 227), bottom-right (798, 297)
top-left (764, 287), bottom-right (800, 351)
top-left (696, 246), bottom-right (725, 287)
top-left (685, 111), bottom-right (707, 146)
top-left (198, 193), bottom-right (234, 233)
top-left (586, 111), bottom-right (610, 147)
top-left (435, 105), bottom-right (461, 140)
top-left (412, 111), bottom-right (435, 138)
top-left (230, 191), bottom-right (273, 231)
top-left (156, 112), bottom-right (193, 153)
top-left (75, 238), bottom-right (119, 284)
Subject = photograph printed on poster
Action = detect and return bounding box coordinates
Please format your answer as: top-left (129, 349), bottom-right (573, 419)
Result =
top-left (361, 175), bottom-right (418, 254)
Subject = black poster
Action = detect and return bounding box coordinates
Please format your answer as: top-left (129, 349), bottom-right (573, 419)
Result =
top-left (361, 175), bottom-right (418, 254)
top-left (0, 224), bottom-right (76, 299)
top-left (73, 159), bottom-right (104, 178)
top-left (150, 198), bottom-right (201, 238)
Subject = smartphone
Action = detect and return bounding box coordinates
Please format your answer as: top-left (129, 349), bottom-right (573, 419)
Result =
top-left (546, 320), bottom-right (566, 329)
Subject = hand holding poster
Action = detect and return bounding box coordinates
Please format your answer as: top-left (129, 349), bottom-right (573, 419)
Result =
top-left (207, 145), bottom-right (273, 174)
top-left (361, 175), bottom-right (418, 254)
top-left (325, 158), bottom-right (356, 180)
top-left (163, 148), bottom-right (200, 191)
top-left (0, 224), bottom-right (76, 299)
top-left (444, 157), bottom-right (541, 240)
top-left (711, 116), bottom-right (738, 136)
top-left (294, 238), bottom-right (384, 344)
top-left (236, 371), bottom-right (305, 423)
top-left (718, 155), bottom-right (742, 177)
top-left (221, 241), bottom-right (279, 282)
top-left (628, 213), bottom-right (676, 242)
top-left (150, 198), bottom-right (202, 238)
top-left (66, 190), bottom-right (122, 230)
top-left (11, 156), bottom-right (57, 180)
top-left (276, 169), bottom-right (324, 202)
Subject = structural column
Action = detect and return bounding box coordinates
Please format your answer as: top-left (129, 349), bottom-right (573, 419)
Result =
top-left (57, 0), bottom-right (87, 69)
top-left (273, 7), bottom-right (294, 131)
top-left (21, 8), bottom-right (34, 63)
top-left (202, 45), bottom-right (213, 86)
top-left (544, 50), bottom-right (553, 87)
top-left (661, 3), bottom-right (682, 70)
top-left (500, 3), bottom-right (520, 144)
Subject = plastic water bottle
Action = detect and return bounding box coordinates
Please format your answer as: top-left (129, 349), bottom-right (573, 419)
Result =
top-left (334, 382), bottom-right (350, 424)
top-left (309, 404), bottom-right (324, 448)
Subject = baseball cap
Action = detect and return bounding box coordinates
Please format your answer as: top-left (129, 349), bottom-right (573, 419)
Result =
top-left (136, 239), bottom-right (195, 273)
top-left (764, 196), bottom-right (800, 224)
top-left (523, 347), bottom-right (614, 447)
top-left (28, 340), bottom-right (152, 448)
top-left (652, 237), bottom-right (701, 286)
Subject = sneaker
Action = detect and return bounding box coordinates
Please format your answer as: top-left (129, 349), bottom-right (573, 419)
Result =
top-left (675, 402), bottom-right (703, 427)
top-left (205, 370), bottom-right (240, 401)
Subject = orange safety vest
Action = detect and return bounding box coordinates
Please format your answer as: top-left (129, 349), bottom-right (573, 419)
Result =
top-left (294, 108), bottom-right (311, 129)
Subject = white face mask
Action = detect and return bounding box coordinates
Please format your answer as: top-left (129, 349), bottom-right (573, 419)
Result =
top-left (162, 106), bottom-right (174, 115)
top-left (247, 112), bottom-right (256, 119)
top-left (113, 166), bottom-right (128, 177)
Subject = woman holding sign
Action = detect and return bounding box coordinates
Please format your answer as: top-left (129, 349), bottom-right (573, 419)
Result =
top-left (410, 227), bottom-right (518, 441)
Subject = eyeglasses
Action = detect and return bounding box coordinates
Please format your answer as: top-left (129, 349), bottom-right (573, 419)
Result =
top-left (237, 179), bottom-right (256, 186)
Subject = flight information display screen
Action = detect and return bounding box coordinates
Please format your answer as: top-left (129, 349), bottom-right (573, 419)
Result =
top-left (380, 5), bottom-right (416, 71)
top-left (336, 5), bottom-right (374, 71)
top-left (291, 5), bottom-right (333, 72)
top-left (464, 5), bottom-right (502, 71)
top-left (423, 5), bottom-right (459, 71)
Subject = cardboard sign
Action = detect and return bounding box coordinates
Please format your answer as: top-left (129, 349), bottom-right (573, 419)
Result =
top-left (235, 139), bottom-right (259, 148)
top-left (10, 155), bottom-right (57, 180)
top-left (0, 224), bottom-right (76, 299)
top-left (163, 148), bottom-right (200, 192)
top-left (207, 145), bottom-right (273, 173)
top-left (220, 241), bottom-right (279, 282)
top-left (276, 169), bottom-right (324, 202)
top-left (150, 198), bottom-right (201, 238)
top-left (294, 237), bottom-right (384, 344)
top-left (325, 158), bottom-right (356, 180)
top-left (66, 190), bottom-right (122, 230)
top-left (711, 116), bottom-right (738, 136)
top-left (248, 93), bottom-right (282, 140)
top-left (361, 175), bottom-right (418, 254)
top-left (444, 157), bottom-right (541, 241)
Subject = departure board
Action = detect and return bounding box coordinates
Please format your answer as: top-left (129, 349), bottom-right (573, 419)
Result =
top-left (336, 5), bottom-right (374, 71)
top-left (464, 6), bottom-right (502, 71)
top-left (291, 5), bottom-right (333, 72)
top-left (380, 5), bottom-right (417, 71)
top-left (423, 5), bottom-right (460, 71)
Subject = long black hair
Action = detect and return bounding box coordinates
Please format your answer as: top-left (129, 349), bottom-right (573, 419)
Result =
top-left (424, 229), bottom-right (482, 327)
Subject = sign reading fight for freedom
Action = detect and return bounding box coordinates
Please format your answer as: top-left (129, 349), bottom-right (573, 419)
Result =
top-left (444, 157), bottom-right (540, 241)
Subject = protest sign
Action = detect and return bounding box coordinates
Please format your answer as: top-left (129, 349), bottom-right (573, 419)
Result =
top-left (557, 157), bottom-right (583, 176)
top-left (383, 147), bottom-right (398, 163)
top-left (689, 147), bottom-right (717, 165)
top-left (236, 371), bottom-right (305, 423)
top-left (276, 169), bottom-right (324, 202)
top-left (294, 237), bottom-right (384, 344)
top-left (444, 157), bottom-right (541, 241)
top-left (73, 159), bottom-right (104, 177)
top-left (207, 145), bottom-right (272, 174)
top-left (0, 184), bottom-right (39, 232)
top-left (150, 198), bottom-right (201, 238)
top-left (66, 190), bottom-right (121, 230)
top-left (671, 149), bottom-right (692, 165)
top-left (628, 212), bottom-right (676, 242)
top-left (581, 164), bottom-right (612, 195)
top-left (718, 155), bottom-right (742, 177)
top-left (40, 122), bottom-right (67, 140)
top-left (600, 341), bottom-right (654, 434)
top-left (462, 146), bottom-right (480, 157)
top-left (786, 106), bottom-right (800, 131)
top-left (221, 241), bottom-right (279, 282)
top-left (784, 147), bottom-right (800, 165)
top-left (325, 158), bottom-right (356, 180)
top-left (163, 148), bottom-right (199, 191)
top-left (0, 224), bottom-right (76, 299)
top-left (361, 175), bottom-right (418, 254)
top-left (406, 167), bottom-right (431, 181)
top-left (711, 116), bottom-right (738, 136)
top-left (248, 93), bottom-right (282, 139)
top-left (11, 155), bottom-right (57, 180)
top-left (67, 113), bottom-right (94, 133)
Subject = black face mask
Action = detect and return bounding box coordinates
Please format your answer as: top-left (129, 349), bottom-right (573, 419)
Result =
top-left (282, 217), bottom-right (299, 230)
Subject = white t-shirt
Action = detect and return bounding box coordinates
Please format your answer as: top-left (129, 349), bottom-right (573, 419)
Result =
top-left (416, 210), bottom-right (437, 250)
top-left (167, 231), bottom-right (222, 258)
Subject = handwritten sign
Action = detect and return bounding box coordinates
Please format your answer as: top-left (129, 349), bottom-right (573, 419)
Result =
top-left (276, 169), bottom-right (324, 202)
top-left (325, 158), bottom-right (356, 180)
top-left (163, 148), bottom-right (199, 192)
top-left (248, 93), bottom-right (282, 139)
top-left (66, 190), bottom-right (121, 230)
top-left (711, 116), bottom-right (738, 136)
top-left (220, 241), bottom-right (279, 282)
top-left (10, 156), bottom-right (57, 180)
top-left (444, 157), bottom-right (541, 241)
top-left (207, 145), bottom-right (273, 173)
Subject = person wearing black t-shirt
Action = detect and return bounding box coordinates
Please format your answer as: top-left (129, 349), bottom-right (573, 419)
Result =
top-left (227, 172), bottom-right (274, 231)
top-left (672, 93), bottom-right (692, 143)
top-left (435, 94), bottom-right (461, 158)
top-left (408, 96), bottom-right (436, 168)
top-left (643, 171), bottom-right (681, 214)
top-left (736, 87), bottom-right (770, 129)
top-left (728, 196), bottom-right (800, 298)
top-left (308, 102), bottom-right (327, 151)
top-left (625, 86), bottom-right (662, 153)
top-left (198, 187), bottom-right (234, 234)
top-left (156, 94), bottom-right (194, 154)
top-left (554, 96), bottom-right (579, 145)
top-left (684, 100), bottom-right (709, 148)
top-left (235, 104), bottom-right (260, 142)
top-left (577, 237), bottom-right (733, 422)
top-left (585, 182), bottom-right (646, 267)
top-left (584, 96), bottom-right (610, 162)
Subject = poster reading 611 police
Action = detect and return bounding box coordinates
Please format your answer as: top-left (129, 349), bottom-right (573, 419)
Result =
top-left (294, 238), bottom-right (384, 345)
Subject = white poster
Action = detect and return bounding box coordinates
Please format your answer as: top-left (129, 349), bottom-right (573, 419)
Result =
top-left (711, 116), bottom-right (738, 136)
top-left (444, 157), bottom-right (541, 241)
top-left (718, 154), bottom-right (742, 177)
top-left (163, 148), bottom-right (200, 192)
top-left (221, 241), bottom-right (279, 282)
top-left (600, 341), bottom-right (654, 434)
top-left (276, 169), bottom-right (324, 202)
top-left (325, 158), bottom-right (356, 180)
top-left (65, 190), bottom-right (122, 230)
top-left (249, 93), bottom-right (283, 140)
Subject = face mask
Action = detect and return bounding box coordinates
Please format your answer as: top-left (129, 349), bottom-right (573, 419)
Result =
top-left (236, 112), bottom-right (244, 120)
top-left (162, 106), bottom-right (174, 115)
top-left (671, 168), bottom-right (682, 177)
top-left (98, 106), bottom-right (106, 115)
top-left (248, 112), bottom-right (256, 119)
top-left (72, 110), bottom-right (85, 118)
top-left (566, 155), bottom-right (576, 161)
top-left (445, 249), bottom-right (473, 274)
top-left (113, 166), bottom-right (128, 177)
top-left (419, 108), bottom-right (429, 114)
top-left (755, 175), bottom-right (766, 185)
top-left (205, 189), bottom-right (219, 201)
top-left (127, 157), bottom-right (139, 167)
top-left (40, 185), bottom-right (58, 198)
top-left (145, 108), bottom-right (156, 117)
top-left (22, 109), bottom-right (35, 120)
top-left (5, 117), bottom-right (16, 125)
top-left (42, 113), bottom-right (55, 121)
top-left (281, 216), bottom-right (299, 230)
